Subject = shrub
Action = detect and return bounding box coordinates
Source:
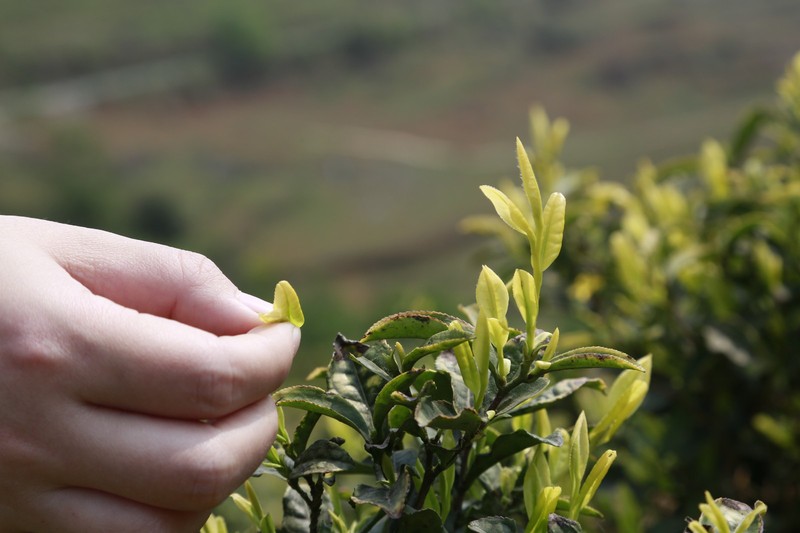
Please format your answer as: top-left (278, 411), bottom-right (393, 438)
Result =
top-left (464, 52), bottom-right (800, 530)
top-left (207, 139), bottom-right (650, 531)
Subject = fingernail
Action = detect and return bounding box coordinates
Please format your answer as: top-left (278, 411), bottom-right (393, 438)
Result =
top-left (237, 291), bottom-right (273, 314)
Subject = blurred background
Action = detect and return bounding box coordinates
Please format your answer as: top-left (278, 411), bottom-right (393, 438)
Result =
top-left (2, 0), bottom-right (799, 530)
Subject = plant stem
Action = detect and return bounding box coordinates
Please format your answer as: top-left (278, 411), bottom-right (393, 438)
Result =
top-left (306, 475), bottom-right (325, 533)
top-left (413, 443), bottom-right (437, 508)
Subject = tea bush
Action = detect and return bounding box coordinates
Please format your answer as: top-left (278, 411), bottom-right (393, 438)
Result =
top-left (464, 52), bottom-right (800, 530)
top-left (207, 138), bottom-right (652, 532)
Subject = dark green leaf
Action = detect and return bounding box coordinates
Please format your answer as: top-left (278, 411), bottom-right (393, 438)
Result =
top-left (402, 329), bottom-right (474, 371)
top-left (414, 370), bottom-right (455, 403)
top-left (415, 396), bottom-right (483, 433)
top-left (505, 378), bottom-right (606, 418)
top-left (282, 486), bottom-right (333, 533)
top-left (287, 411), bottom-right (322, 459)
top-left (391, 449), bottom-right (418, 475)
top-left (388, 405), bottom-right (413, 428)
top-left (351, 341), bottom-right (398, 381)
top-left (275, 385), bottom-right (372, 440)
top-left (329, 346), bottom-right (374, 434)
top-left (282, 487), bottom-right (310, 533)
top-left (398, 508), bottom-right (445, 532)
top-left (362, 311), bottom-right (467, 342)
top-left (468, 516), bottom-right (519, 532)
top-left (289, 439), bottom-right (357, 479)
top-left (547, 346), bottom-right (644, 373)
top-left (373, 370), bottom-right (424, 439)
top-left (494, 377), bottom-right (550, 417)
top-left (352, 467), bottom-right (412, 519)
top-left (548, 513), bottom-right (582, 532)
top-left (502, 335), bottom-right (527, 382)
top-left (464, 430), bottom-right (563, 488)
top-left (435, 352), bottom-right (473, 411)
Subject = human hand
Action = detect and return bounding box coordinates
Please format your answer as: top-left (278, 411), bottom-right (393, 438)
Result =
top-left (0, 216), bottom-right (300, 532)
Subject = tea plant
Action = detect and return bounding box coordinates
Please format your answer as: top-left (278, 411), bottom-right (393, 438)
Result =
top-left (685, 493), bottom-right (767, 533)
top-left (206, 139), bottom-right (649, 532)
top-left (464, 52), bottom-right (800, 530)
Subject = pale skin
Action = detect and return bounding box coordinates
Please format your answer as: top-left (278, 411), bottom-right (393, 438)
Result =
top-left (0, 215), bottom-right (300, 532)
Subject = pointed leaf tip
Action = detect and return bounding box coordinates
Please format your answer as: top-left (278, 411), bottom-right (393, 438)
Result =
top-left (260, 280), bottom-right (304, 328)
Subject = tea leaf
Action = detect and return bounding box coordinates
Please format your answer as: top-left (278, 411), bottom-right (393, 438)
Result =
top-left (352, 467), bottom-right (412, 519)
top-left (574, 450), bottom-right (617, 516)
top-left (477, 265), bottom-right (509, 320)
top-left (511, 269), bottom-right (538, 342)
top-left (245, 480), bottom-right (264, 520)
top-left (480, 184), bottom-right (534, 238)
top-left (548, 346), bottom-right (644, 373)
top-left (289, 439), bottom-right (357, 479)
top-left (464, 429), bottom-right (563, 488)
top-left (516, 137), bottom-right (543, 232)
top-left (351, 341), bottom-right (397, 381)
top-left (524, 446), bottom-right (551, 516)
top-left (287, 411), bottom-right (322, 459)
top-left (259, 280), bottom-right (305, 328)
top-left (506, 378), bottom-right (606, 418)
top-left (328, 350), bottom-right (374, 435)
top-left (281, 486), bottom-right (312, 533)
top-left (473, 312), bottom-right (492, 408)
top-left (201, 514), bottom-right (229, 533)
top-left (494, 377), bottom-right (550, 417)
top-left (589, 381), bottom-right (648, 446)
top-left (274, 385), bottom-right (372, 440)
top-left (540, 192), bottom-right (566, 270)
top-left (372, 370), bottom-right (424, 439)
top-left (435, 351), bottom-right (474, 411)
top-left (450, 321), bottom-right (480, 399)
top-left (468, 516), bottom-right (518, 532)
top-left (568, 412), bottom-right (589, 515)
top-left (525, 486), bottom-right (561, 533)
top-left (401, 328), bottom-right (474, 371)
top-left (415, 396), bottom-right (483, 433)
top-left (398, 509), bottom-right (445, 531)
top-left (547, 514), bottom-right (583, 533)
top-left (362, 311), bottom-right (464, 342)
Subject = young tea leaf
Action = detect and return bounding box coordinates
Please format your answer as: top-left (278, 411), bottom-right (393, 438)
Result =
top-left (516, 138), bottom-right (543, 233)
top-left (259, 280), bottom-right (305, 328)
top-left (511, 269), bottom-right (538, 346)
top-left (477, 265), bottom-right (510, 320)
top-left (450, 321), bottom-right (480, 400)
top-left (473, 312), bottom-right (492, 408)
top-left (480, 185), bottom-right (534, 238)
top-left (568, 412), bottom-right (589, 517)
top-left (540, 192), bottom-right (566, 271)
top-left (574, 450), bottom-right (617, 516)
